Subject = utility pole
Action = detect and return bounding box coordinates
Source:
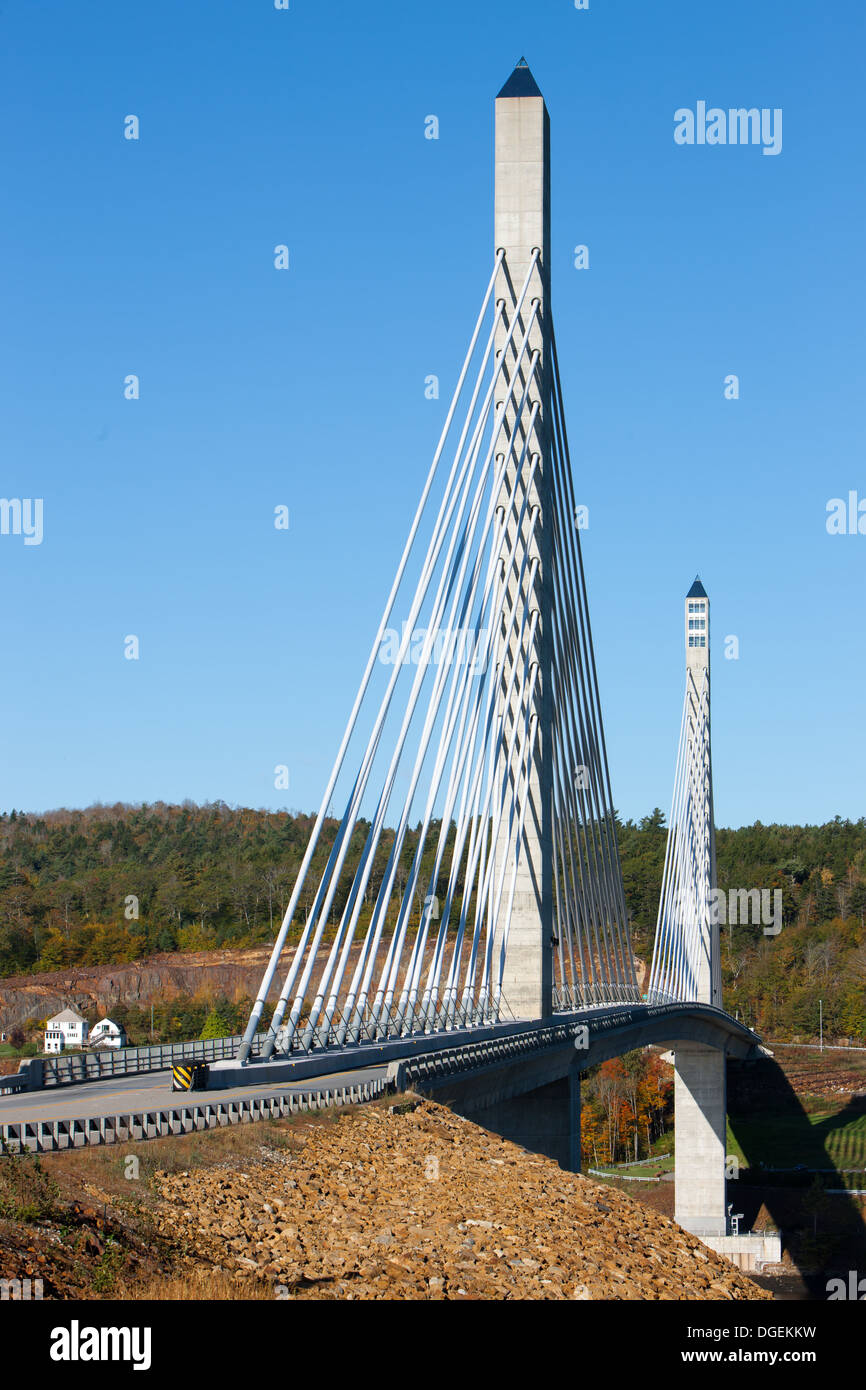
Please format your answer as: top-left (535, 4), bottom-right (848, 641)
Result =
top-left (151, 1003), bottom-right (154, 1041)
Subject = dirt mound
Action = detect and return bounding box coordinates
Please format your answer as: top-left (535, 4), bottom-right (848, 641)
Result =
top-left (153, 1099), bottom-right (771, 1300)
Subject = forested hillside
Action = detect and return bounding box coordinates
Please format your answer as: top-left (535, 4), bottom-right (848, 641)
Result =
top-left (622, 811), bottom-right (866, 1040)
top-left (1, 803), bottom-right (864, 1042)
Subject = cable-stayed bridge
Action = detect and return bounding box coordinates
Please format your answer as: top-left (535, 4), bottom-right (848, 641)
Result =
top-left (2, 62), bottom-right (770, 1262)
top-left (207, 61), bottom-right (769, 1253)
top-left (236, 60), bottom-right (643, 1067)
top-left (236, 261), bottom-right (637, 1062)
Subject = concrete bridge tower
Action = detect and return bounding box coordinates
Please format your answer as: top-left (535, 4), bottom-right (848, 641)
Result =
top-left (492, 58), bottom-right (554, 1023)
top-left (684, 575), bottom-right (720, 1007)
top-left (672, 576), bottom-right (728, 1237)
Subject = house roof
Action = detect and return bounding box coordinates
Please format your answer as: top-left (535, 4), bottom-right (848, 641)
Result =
top-left (92, 1018), bottom-right (124, 1030)
top-left (47, 1007), bottom-right (86, 1024)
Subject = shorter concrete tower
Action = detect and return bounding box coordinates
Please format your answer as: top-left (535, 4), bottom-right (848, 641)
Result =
top-left (669, 577), bottom-right (727, 1238)
top-left (684, 576), bottom-right (719, 1007)
top-left (648, 576), bottom-right (720, 1007)
top-left (685, 575), bottom-right (709, 674)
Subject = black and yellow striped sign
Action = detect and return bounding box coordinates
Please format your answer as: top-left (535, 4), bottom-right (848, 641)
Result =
top-left (172, 1064), bottom-right (194, 1091)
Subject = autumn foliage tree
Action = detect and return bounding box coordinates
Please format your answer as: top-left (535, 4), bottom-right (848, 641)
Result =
top-left (581, 1050), bottom-right (673, 1167)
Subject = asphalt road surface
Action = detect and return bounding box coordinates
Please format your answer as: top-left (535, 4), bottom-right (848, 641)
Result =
top-left (0, 1064), bottom-right (388, 1127)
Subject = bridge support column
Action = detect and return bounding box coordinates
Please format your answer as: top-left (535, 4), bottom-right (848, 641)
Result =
top-left (674, 1042), bottom-right (727, 1237)
top-left (569, 1069), bottom-right (581, 1172)
top-left (460, 1069), bottom-right (581, 1174)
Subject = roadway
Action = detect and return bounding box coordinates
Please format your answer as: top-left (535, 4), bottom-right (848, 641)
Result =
top-left (0, 1002), bottom-right (763, 1130)
top-left (0, 1063), bottom-right (388, 1127)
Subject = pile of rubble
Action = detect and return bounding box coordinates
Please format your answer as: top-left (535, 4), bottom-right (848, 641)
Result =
top-left (153, 1100), bottom-right (772, 1300)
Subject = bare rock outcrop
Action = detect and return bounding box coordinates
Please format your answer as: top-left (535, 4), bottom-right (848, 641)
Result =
top-left (0, 948), bottom-right (281, 1028)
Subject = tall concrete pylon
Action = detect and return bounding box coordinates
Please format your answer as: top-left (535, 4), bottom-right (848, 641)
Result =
top-left (492, 58), bottom-right (554, 1022)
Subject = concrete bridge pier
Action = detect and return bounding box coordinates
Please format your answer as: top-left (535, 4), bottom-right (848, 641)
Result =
top-left (673, 1041), bottom-right (782, 1270)
top-left (454, 1067), bottom-right (582, 1174)
top-left (453, 1041), bottom-right (730, 1220)
top-left (673, 1042), bottom-right (728, 1237)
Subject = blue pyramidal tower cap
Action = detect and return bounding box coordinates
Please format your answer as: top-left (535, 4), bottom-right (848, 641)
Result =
top-left (497, 57), bottom-right (543, 99)
top-left (686, 575), bottom-right (708, 599)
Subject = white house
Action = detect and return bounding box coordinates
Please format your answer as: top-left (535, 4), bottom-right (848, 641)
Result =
top-left (90, 1018), bottom-right (127, 1049)
top-left (44, 1007), bottom-right (89, 1052)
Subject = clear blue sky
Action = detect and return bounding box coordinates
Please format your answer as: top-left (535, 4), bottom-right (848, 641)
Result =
top-left (1, 0), bottom-right (863, 829)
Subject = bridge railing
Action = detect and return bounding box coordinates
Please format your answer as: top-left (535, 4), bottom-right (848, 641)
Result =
top-left (387, 1002), bottom-right (763, 1092)
top-left (0, 1076), bottom-right (388, 1156)
top-left (9, 1031), bottom-right (268, 1091)
top-left (387, 1017), bottom-right (589, 1092)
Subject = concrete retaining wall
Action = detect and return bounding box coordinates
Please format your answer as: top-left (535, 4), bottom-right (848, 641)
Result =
top-left (701, 1232), bottom-right (782, 1272)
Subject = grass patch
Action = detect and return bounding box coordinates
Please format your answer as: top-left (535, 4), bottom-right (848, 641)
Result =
top-left (0, 1150), bottom-right (61, 1222)
top-left (92, 1237), bottom-right (126, 1295)
top-left (37, 1098), bottom-right (362, 1196)
top-left (124, 1267), bottom-right (273, 1300)
top-left (652, 1130), bottom-right (675, 1158)
top-left (608, 1157), bottom-right (674, 1179)
top-left (727, 1101), bottom-right (866, 1173)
